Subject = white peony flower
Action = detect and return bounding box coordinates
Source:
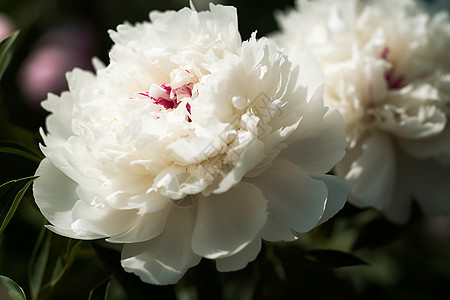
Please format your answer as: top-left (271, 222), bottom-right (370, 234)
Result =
top-left (33, 4), bottom-right (349, 285)
top-left (275, 0), bottom-right (450, 223)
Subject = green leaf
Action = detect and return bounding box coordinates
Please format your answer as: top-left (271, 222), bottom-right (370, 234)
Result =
top-left (28, 229), bottom-right (83, 300)
top-left (88, 277), bottom-right (111, 300)
top-left (0, 31), bottom-right (19, 82)
top-left (0, 176), bottom-right (38, 236)
top-left (44, 238), bottom-right (83, 288)
top-left (352, 216), bottom-right (404, 251)
top-left (2, 123), bottom-right (41, 155)
top-left (0, 140), bottom-right (43, 163)
top-left (0, 275), bottom-right (26, 300)
top-left (304, 249), bottom-right (368, 268)
top-left (28, 227), bottom-right (51, 300)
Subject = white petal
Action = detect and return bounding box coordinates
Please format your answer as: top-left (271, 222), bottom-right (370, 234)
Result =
top-left (250, 158), bottom-right (328, 240)
top-left (107, 204), bottom-right (171, 243)
top-left (342, 132), bottom-right (396, 210)
top-left (280, 109), bottom-right (347, 175)
top-left (291, 54), bottom-right (325, 103)
top-left (375, 100), bottom-right (446, 139)
top-left (44, 224), bottom-right (104, 240)
top-left (153, 165), bottom-right (208, 200)
top-left (398, 124), bottom-right (450, 164)
top-left (215, 238), bottom-right (261, 272)
top-left (259, 213), bottom-right (297, 242)
top-left (192, 182), bottom-right (267, 259)
top-left (282, 82), bottom-right (327, 145)
top-left (91, 56), bottom-right (106, 72)
top-left (121, 206), bottom-right (201, 285)
top-left (70, 201), bottom-right (138, 238)
top-left (33, 158), bottom-right (78, 232)
top-left (214, 139), bottom-right (265, 194)
top-left (41, 92), bottom-right (74, 141)
top-left (315, 175), bottom-right (349, 225)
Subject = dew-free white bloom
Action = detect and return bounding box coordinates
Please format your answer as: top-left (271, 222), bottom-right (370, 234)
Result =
top-left (275, 0), bottom-right (450, 223)
top-left (33, 4), bottom-right (349, 285)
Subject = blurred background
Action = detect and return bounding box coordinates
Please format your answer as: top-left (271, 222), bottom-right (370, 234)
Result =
top-left (0, 0), bottom-right (450, 299)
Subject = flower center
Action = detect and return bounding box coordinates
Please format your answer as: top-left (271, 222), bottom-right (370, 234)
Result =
top-left (380, 46), bottom-right (404, 90)
top-left (129, 68), bottom-right (196, 121)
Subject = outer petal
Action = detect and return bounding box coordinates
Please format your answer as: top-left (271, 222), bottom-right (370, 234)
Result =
top-left (341, 131), bottom-right (396, 210)
top-left (282, 82), bottom-right (327, 145)
top-left (106, 204), bottom-right (171, 243)
top-left (259, 214), bottom-right (297, 242)
top-left (280, 109), bottom-right (347, 175)
top-left (121, 205), bottom-right (201, 285)
top-left (41, 92), bottom-right (75, 141)
top-left (215, 238), bottom-right (261, 272)
top-left (315, 175), bottom-right (349, 225)
top-left (69, 200), bottom-right (140, 238)
top-left (249, 158), bottom-right (328, 241)
top-left (397, 124), bottom-right (450, 164)
top-left (33, 159), bottom-right (80, 233)
top-left (192, 182), bottom-right (267, 259)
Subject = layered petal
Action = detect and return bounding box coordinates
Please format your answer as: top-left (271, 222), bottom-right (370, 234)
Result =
top-left (121, 205), bottom-right (201, 285)
top-left (398, 123), bottom-right (450, 164)
top-left (280, 109), bottom-right (347, 175)
top-left (33, 159), bottom-right (81, 234)
top-left (106, 204), bottom-right (171, 243)
top-left (315, 175), bottom-right (349, 225)
top-left (341, 131), bottom-right (396, 210)
top-left (250, 158), bottom-right (328, 241)
top-left (192, 182), bottom-right (267, 259)
top-left (215, 238), bottom-right (262, 272)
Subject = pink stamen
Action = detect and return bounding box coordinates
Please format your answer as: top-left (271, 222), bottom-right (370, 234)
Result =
top-left (153, 97), bottom-right (178, 109)
top-left (138, 92), bottom-right (150, 97)
top-left (186, 102), bottom-right (192, 123)
top-left (132, 69), bottom-right (195, 121)
top-left (380, 46), bottom-right (404, 90)
top-left (380, 46), bottom-right (389, 59)
top-left (385, 71), bottom-right (404, 90)
top-left (161, 84), bottom-right (172, 92)
top-left (186, 102), bottom-right (191, 114)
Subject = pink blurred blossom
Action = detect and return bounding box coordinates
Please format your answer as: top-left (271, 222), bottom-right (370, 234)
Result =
top-left (0, 12), bottom-right (14, 41)
top-left (18, 19), bottom-right (98, 107)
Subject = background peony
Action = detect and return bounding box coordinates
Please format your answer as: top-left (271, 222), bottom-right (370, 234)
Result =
top-left (33, 3), bottom-right (348, 285)
top-left (274, 0), bottom-right (450, 223)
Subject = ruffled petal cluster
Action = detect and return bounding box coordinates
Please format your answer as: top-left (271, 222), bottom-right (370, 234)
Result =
top-left (33, 4), bottom-right (348, 284)
top-left (275, 0), bottom-right (450, 223)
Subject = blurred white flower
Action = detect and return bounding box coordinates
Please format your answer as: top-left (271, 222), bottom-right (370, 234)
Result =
top-left (275, 0), bottom-right (450, 223)
top-left (33, 4), bottom-right (348, 285)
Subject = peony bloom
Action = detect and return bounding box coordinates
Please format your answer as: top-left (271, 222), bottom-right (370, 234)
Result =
top-left (33, 4), bottom-right (348, 285)
top-left (274, 0), bottom-right (450, 223)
